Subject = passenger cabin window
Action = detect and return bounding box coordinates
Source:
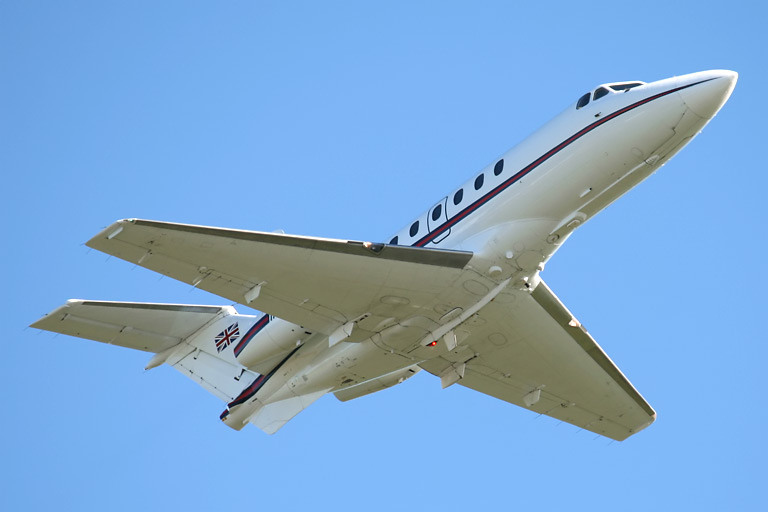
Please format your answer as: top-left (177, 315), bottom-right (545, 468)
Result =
top-left (453, 189), bottom-right (463, 205)
top-left (410, 221), bottom-right (419, 237)
top-left (494, 159), bottom-right (504, 176)
top-left (608, 82), bottom-right (643, 92)
top-left (576, 92), bottom-right (590, 109)
top-left (474, 173), bottom-right (484, 190)
top-left (390, 236), bottom-right (398, 245)
top-left (432, 204), bottom-right (442, 221)
top-left (593, 87), bottom-right (610, 101)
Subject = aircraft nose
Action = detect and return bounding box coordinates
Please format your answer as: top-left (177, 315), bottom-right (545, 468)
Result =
top-left (677, 70), bottom-right (738, 119)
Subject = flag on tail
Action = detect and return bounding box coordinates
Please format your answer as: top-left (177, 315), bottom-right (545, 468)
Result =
top-left (214, 323), bottom-right (240, 353)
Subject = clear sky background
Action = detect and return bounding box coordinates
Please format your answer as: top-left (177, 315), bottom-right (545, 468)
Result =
top-left (3, 1), bottom-right (766, 510)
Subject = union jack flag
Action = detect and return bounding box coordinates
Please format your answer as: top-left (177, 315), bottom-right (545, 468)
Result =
top-left (214, 323), bottom-right (240, 353)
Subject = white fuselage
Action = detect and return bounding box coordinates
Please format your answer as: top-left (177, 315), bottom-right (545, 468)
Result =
top-left (221, 70), bottom-right (737, 427)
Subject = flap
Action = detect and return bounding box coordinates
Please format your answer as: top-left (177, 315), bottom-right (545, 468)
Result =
top-left (419, 280), bottom-right (655, 441)
top-left (86, 219), bottom-right (473, 336)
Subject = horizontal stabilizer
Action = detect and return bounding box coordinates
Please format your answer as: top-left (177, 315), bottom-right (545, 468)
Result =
top-left (31, 300), bottom-right (234, 353)
top-left (31, 300), bottom-right (262, 403)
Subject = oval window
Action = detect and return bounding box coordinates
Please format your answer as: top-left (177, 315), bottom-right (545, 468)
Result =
top-left (389, 236), bottom-right (398, 245)
top-left (474, 173), bottom-right (484, 190)
top-left (453, 189), bottom-right (463, 205)
top-left (432, 204), bottom-right (442, 221)
top-left (494, 159), bottom-right (504, 176)
top-left (410, 221), bottom-right (419, 237)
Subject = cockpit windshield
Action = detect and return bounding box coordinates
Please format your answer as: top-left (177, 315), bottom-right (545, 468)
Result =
top-left (593, 87), bottom-right (610, 101)
top-left (576, 92), bottom-right (590, 109)
top-left (607, 82), bottom-right (645, 92)
top-left (576, 81), bottom-right (646, 109)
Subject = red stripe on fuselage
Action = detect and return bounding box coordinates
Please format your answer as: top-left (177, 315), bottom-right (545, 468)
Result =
top-left (412, 79), bottom-right (712, 248)
top-left (233, 315), bottom-right (271, 357)
top-left (226, 345), bottom-right (302, 409)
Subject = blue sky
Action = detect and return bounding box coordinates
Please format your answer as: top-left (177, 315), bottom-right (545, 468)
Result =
top-left (3, 1), bottom-right (766, 510)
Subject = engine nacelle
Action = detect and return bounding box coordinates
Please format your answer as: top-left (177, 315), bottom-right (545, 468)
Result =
top-left (233, 316), bottom-right (307, 371)
top-left (333, 365), bottom-right (421, 402)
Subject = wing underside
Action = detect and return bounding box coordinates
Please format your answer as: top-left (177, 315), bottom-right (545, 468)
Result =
top-left (419, 281), bottom-right (655, 441)
top-left (72, 218), bottom-right (654, 440)
top-left (87, 219), bottom-right (474, 338)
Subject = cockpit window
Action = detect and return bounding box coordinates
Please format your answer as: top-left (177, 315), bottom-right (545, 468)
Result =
top-left (576, 92), bottom-right (590, 109)
top-left (593, 87), bottom-right (610, 101)
top-left (608, 82), bottom-right (644, 92)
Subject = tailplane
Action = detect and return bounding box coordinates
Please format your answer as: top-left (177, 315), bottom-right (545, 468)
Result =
top-left (31, 300), bottom-right (261, 403)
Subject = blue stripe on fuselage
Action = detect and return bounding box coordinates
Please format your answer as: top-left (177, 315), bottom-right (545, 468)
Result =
top-left (225, 345), bottom-right (302, 409)
top-left (410, 79), bottom-right (713, 248)
top-left (232, 314), bottom-right (271, 357)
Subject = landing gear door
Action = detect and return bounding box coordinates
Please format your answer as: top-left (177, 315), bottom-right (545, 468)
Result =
top-left (427, 197), bottom-right (450, 244)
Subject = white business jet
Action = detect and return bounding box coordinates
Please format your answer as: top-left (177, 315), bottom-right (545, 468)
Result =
top-left (32, 70), bottom-right (737, 441)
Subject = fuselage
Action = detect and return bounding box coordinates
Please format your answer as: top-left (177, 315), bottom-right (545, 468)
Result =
top-left (221, 70), bottom-right (737, 428)
top-left (393, 70), bottom-right (735, 269)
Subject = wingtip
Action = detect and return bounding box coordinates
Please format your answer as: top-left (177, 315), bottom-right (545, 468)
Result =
top-left (29, 300), bottom-right (80, 329)
top-left (633, 414), bottom-right (657, 436)
top-left (86, 219), bottom-right (132, 248)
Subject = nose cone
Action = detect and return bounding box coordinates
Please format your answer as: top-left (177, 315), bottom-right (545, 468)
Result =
top-left (677, 70), bottom-right (738, 119)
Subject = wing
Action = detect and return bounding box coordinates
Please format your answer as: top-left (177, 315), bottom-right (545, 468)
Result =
top-left (88, 219), bottom-right (474, 337)
top-left (419, 280), bottom-right (655, 441)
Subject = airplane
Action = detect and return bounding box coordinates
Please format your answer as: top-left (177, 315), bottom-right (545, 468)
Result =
top-left (31, 69), bottom-right (737, 441)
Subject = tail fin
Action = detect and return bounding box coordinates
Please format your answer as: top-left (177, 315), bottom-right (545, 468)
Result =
top-left (31, 300), bottom-right (261, 403)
